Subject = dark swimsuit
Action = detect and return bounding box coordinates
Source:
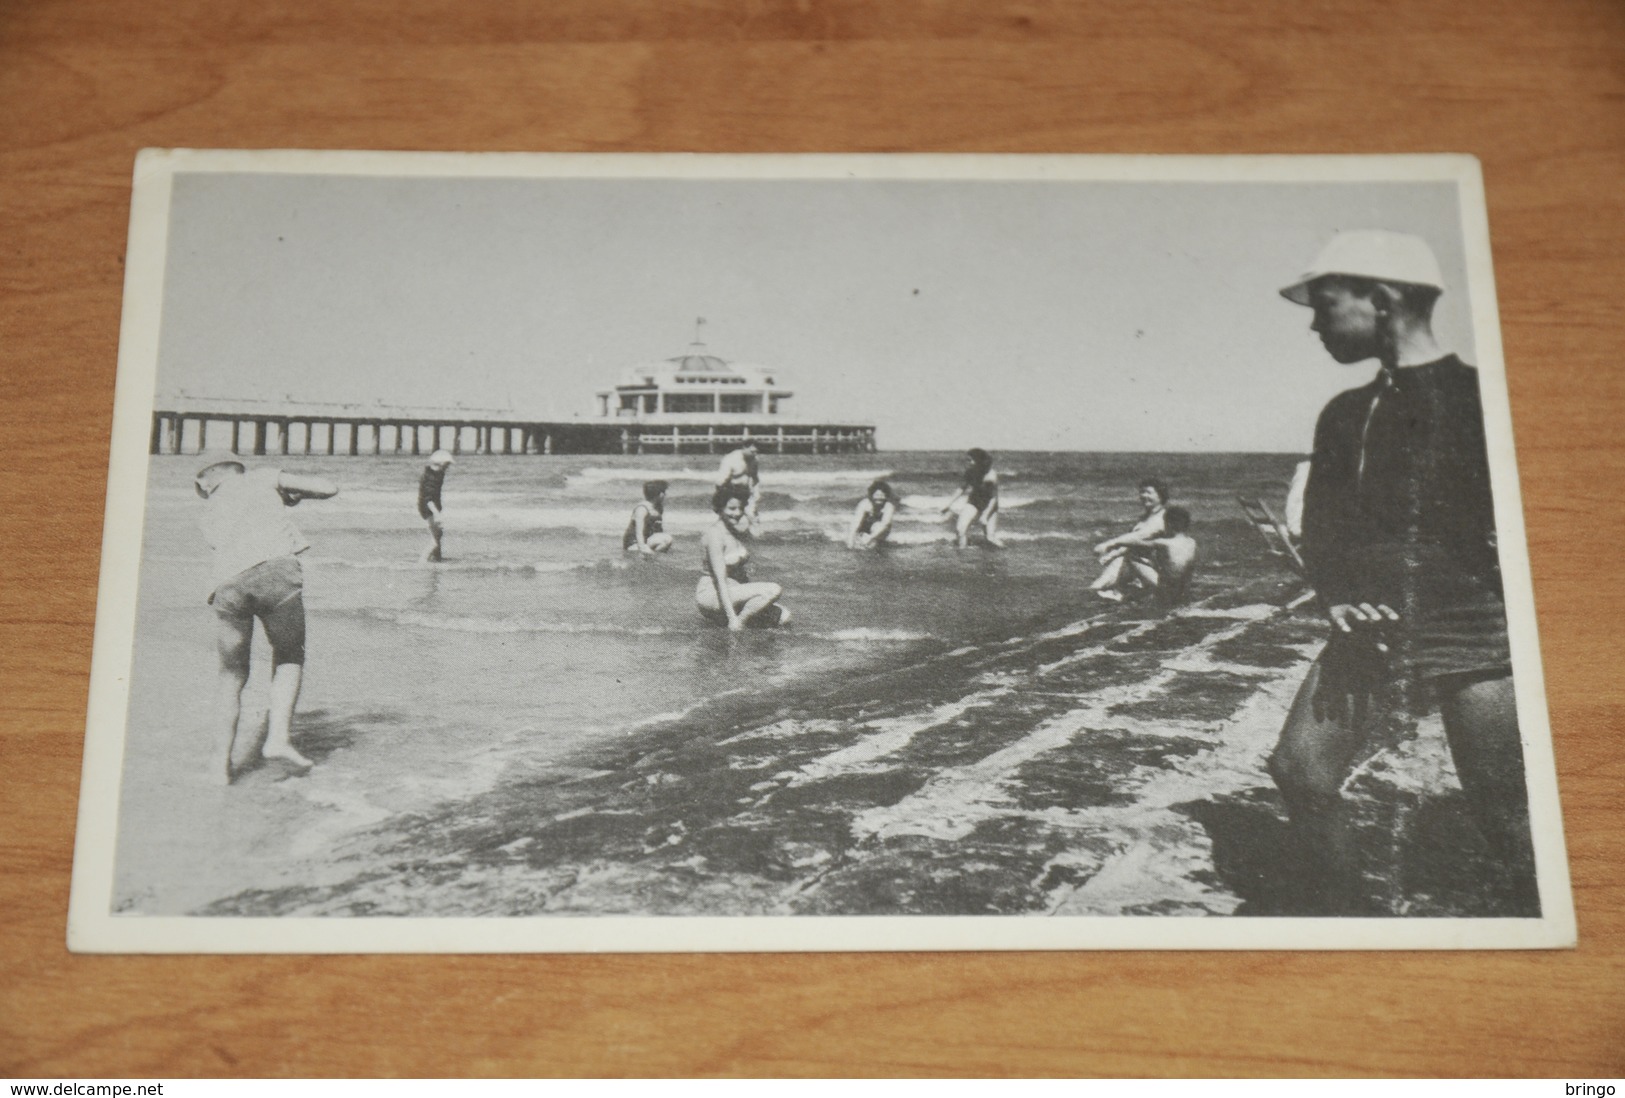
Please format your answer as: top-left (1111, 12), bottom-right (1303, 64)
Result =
top-left (417, 465), bottom-right (446, 520)
top-left (964, 474), bottom-right (994, 514)
top-left (856, 502), bottom-right (879, 536)
top-left (622, 504), bottom-right (663, 550)
top-left (856, 500), bottom-right (893, 541)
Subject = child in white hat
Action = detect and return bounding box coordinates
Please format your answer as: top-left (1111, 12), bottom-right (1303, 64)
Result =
top-left (1268, 229), bottom-right (1534, 913)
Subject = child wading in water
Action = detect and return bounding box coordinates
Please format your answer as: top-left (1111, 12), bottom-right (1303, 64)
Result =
top-left (418, 449), bottom-right (453, 562)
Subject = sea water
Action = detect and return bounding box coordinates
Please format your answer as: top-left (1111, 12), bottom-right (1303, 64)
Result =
top-left (114, 450), bottom-right (1304, 912)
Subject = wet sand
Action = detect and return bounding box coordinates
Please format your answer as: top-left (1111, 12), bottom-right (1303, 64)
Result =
top-left (115, 574), bottom-right (1533, 920)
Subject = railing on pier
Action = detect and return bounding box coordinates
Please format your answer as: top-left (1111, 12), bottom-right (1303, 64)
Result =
top-left (149, 412), bottom-right (568, 458)
top-left (148, 411), bottom-right (877, 457)
top-left (620, 424), bottom-right (877, 455)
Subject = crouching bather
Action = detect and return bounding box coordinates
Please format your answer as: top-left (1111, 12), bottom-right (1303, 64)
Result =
top-left (848, 479), bottom-right (898, 549)
top-left (624, 479), bottom-right (674, 555)
top-left (697, 485), bottom-right (790, 630)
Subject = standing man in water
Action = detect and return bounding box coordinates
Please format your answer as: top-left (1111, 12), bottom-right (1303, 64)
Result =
top-left (715, 442), bottom-right (761, 532)
top-left (195, 460), bottom-right (338, 784)
top-left (1267, 230), bottom-right (1535, 912)
top-left (418, 448), bottom-right (454, 562)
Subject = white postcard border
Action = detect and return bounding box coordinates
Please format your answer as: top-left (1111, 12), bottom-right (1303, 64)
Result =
top-left (67, 149), bottom-right (1576, 953)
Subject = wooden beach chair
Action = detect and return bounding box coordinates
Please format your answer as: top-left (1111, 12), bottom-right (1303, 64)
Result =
top-left (1236, 495), bottom-right (1316, 609)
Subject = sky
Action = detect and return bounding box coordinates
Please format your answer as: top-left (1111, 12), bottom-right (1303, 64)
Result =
top-left (155, 169), bottom-right (1477, 452)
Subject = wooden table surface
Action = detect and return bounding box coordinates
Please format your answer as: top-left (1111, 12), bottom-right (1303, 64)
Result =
top-left (3, 0), bottom-right (1621, 1078)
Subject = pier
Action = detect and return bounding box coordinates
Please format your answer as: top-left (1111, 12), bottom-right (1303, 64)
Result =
top-left (148, 409), bottom-right (877, 457)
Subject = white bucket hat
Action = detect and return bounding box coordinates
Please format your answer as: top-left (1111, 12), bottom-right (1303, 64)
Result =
top-left (427, 449), bottom-right (455, 468)
top-left (1280, 230), bottom-right (1444, 305)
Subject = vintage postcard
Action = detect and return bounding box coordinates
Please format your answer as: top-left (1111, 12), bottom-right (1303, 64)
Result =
top-left (68, 150), bottom-right (1574, 951)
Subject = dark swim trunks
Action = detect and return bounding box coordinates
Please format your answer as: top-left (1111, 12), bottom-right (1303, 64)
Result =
top-left (210, 555), bottom-right (306, 666)
top-left (1342, 541), bottom-right (1513, 686)
top-left (1398, 591), bottom-right (1513, 685)
top-left (1316, 588), bottom-right (1511, 719)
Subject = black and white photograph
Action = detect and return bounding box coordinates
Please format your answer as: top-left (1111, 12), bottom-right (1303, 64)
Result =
top-left (68, 151), bottom-right (1574, 951)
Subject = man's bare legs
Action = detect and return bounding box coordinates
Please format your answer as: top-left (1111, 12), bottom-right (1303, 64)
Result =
top-left (952, 503), bottom-right (1002, 548)
top-left (1439, 675), bottom-right (1537, 905)
top-left (1272, 659), bottom-right (1537, 912)
top-left (263, 661), bottom-right (312, 769)
top-left (214, 615), bottom-right (254, 785)
top-left (1267, 657), bottom-right (1385, 911)
top-left (982, 505), bottom-right (1005, 548)
top-left (257, 589), bottom-right (313, 770)
top-left (215, 600), bottom-right (312, 782)
top-left (422, 510), bottom-right (444, 562)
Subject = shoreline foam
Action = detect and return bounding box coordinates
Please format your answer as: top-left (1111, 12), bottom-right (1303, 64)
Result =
top-left (136, 583), bottom-right (1530, 921)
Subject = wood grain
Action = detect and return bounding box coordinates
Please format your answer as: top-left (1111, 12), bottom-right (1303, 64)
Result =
top-left (2, 0), bottom-right (1621, 1077)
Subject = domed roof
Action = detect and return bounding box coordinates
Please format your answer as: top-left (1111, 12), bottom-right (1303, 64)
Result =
top-left (671, 353), bottom-right (732, 373)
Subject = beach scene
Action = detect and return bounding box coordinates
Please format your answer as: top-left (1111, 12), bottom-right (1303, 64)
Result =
top-left (113, 449), bottom-right (1526, 919)
top-left (80, 155), bottom-right (1554, 942)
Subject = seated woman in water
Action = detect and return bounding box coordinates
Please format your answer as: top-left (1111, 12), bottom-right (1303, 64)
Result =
top-left (1091, 477), bottom-right (1170, 601)
top-left (847, 478), bottom-right (899, 549)
top-left (940, 448), bottom-right (1005, 548)
top-left (623, 479), bottom-right (674, 555)
top-left (697, 485), bottom-right (790, 630)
